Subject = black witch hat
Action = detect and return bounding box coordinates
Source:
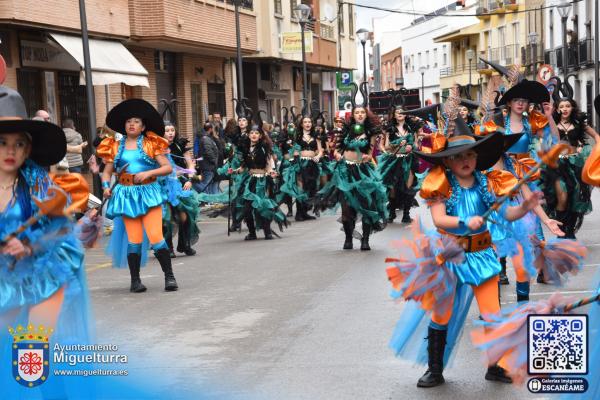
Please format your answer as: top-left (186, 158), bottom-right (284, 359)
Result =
top-left (0, 86), bottom-right (66, 166)
top-left (480, 58), bottom-right (549, 105)
top-left (413, 117), bottom-right (505, 171)
top-left (106, 98), bottom-right (165, 136)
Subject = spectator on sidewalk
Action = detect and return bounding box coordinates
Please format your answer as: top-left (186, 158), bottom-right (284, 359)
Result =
top-left (212, 112), bottom-right (225, 140)
top-left (193, 123), bottom-right (219, 194)
top-left (63, 118), bottom-right (87, 173)
top-left (34, 109), bottom-right (51, 122)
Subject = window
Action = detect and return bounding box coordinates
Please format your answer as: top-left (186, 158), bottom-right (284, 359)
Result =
top-left (338, 3), bottom-right (345, 35)
top-left (433, 48), bottom-right (438, 67)
top-left (191, 83), bottom-right (203, 135)
top-left (418, 52), bottom-right (422, 68)
top-left (348, 4), bottom-right (355, 37)
top-left (260, 63), bottom-right (271, 81)
top-left (443, 45), bottom-right (447, 65)
top-left (290, 0), bottom-right (298, 18)
top-left (549, 10), bottom-right (554, 49)
top-left (411, 55), bottom-right (415, 71)
top-left (426, 50), bottom-right (430, 68)
top-left (498, 26), bottom-right (506, 60)
top-left (274, 0), bottom-right (282, 15)
top-left (207, 83), bottom-right (226, 117)
top-left (512, 22), bottom-right (520, 61)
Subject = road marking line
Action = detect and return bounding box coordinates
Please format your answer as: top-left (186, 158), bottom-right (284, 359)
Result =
top-left (530, 290), bottom-right (595, 296)
top-left (87, 262), bottom-right (112, 273)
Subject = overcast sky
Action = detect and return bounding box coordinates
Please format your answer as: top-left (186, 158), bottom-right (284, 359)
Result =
top-left (353, 0), bottom-right (419, 80)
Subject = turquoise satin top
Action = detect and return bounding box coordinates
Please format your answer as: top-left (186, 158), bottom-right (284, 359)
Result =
top-left (118, 148), bottom-right (158, 173)
top-left (106, 138), bottom-right (164, 219)
top-left (445, 184), bottom-right (488, 236)
top-left (507, 131), bottom-right (531, 153)
top-left (0, 187), bottom-right (83, 311)
top-left (442, 172), bottom-right (500, 286)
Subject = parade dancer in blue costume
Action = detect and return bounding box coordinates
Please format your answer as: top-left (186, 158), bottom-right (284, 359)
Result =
top-left (317, 82), bottom-right (388, 251)
top-left (480, 60), bottom-right (559, 285)
top-left (378, 105), bottom-right (419, 223)
top-left (390, 119), bottom-right (543, 388)
top-left (0, 86), bottom-right (93, 397)
top-left (98, 99), bottom-right (178, 292)
top-left (162, 121), bottom-right (200, 258)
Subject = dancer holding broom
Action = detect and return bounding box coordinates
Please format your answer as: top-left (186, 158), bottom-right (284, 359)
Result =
top-left (387, 117), bottom-right (544, 387)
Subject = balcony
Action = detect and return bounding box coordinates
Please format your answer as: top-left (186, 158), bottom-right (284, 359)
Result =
top-left (476, 0), bottom-right (518, 18)
top-left (479, 45), bottom-right (523, 66)
top-left (217, 0), bottom-right (253, 10)
top-left (129, 0), bottom-right (257, 55)
top-left (544, 38), bottom-right (595, 73)
top-left (440, 64), bottom-right (477, 78)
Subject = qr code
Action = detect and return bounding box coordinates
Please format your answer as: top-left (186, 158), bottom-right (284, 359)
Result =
top-left (528, 315), bottom-right (587, 374)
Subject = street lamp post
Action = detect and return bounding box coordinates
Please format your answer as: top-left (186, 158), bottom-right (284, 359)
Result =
top-left (419, 66), bottom-right (426, 107)
top-left (356, 28), bottom-right (370, 84)
top-left (234, 0), bottom-right (245, 100)
top-left (556, 1), bottom-right (571, 79)
top-left (528, 31), bottom-right (539, 75)
top-left (466, 49), bottom-right (475, 98)
top-left (295, 4), bottom-right (312, 109)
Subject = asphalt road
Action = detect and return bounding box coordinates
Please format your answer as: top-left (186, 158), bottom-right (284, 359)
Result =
top-left (85, 190), bottom-right (600, 399)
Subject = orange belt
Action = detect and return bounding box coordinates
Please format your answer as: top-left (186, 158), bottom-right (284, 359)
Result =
top-left (118, 173), bottom-right (156, 186)
top-left (438, 229), bottom-right (492, 253)
top-left (508, 152), bottom-right (530, 160)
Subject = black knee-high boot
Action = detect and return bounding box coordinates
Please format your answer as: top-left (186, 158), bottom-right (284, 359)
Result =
top-left (177, 220), bottom-right (196, 256)
top-left (263, 221), bottom-right (273, 240)
top-left (417, 327), bottom-right (447, 388)
top-left (245, 213), bottom-right (257, 240)
top-left (402, 193), bottom-right (414, 223)
top-left (499, 257), bottom-right (509, 285)
top-left (295, 202), bottom-right (305, 221)
top-left (342, 220), bottom-right (354, 250)
top-left (127, 253), bottom-right (147, 293)
top-left (163, 222), bottom-right (176, 258)
top-left (361, 223), bottom-right (371, 251)
top-left (387, 198), bottom-right (397, 223)
top-left (286, 198), bottom-right (293, 217)
top-left (154, 248), bottom-right (178, 291)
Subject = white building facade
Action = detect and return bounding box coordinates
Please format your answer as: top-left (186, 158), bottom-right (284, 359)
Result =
top-left (544, 0), bottom-right (599, 123)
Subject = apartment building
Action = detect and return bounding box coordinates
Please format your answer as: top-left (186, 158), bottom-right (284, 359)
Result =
top-left (247, 0), bottom-right (357, 122)
top-left (0, 0), bottom-right (257, 143)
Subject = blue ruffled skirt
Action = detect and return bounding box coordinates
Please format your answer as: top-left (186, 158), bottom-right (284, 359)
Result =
top-left (106, 182), bottom-right (164, 219)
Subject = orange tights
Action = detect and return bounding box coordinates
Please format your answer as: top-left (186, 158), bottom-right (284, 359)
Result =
top-left (511, 243), bottom-right (530, 283)
top-left (432, 276), bottom-right (500, 325)
top-left (122, 206), bottom-right (164, 245)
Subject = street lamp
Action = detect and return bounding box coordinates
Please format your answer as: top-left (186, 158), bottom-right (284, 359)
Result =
top-left (528, 31), bottom-right (539, 75)
top-left (466, 49), bottom-right (475, 87)
top-left (356, 28), bottom-right (370, 84)
top-left (419, 66), bottom-right (426, 107)
top-left (295, 4), bottom-right (312, 109)
top-left (556, 0), bottom-right (571, 77)
top-left (234, 0), bottom-right (245, 100)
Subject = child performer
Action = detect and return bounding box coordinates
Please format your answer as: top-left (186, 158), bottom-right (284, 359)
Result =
top-left (98, 99), bottom-right (178, 292)
top-left (390, 119), bottom-right (542, 387)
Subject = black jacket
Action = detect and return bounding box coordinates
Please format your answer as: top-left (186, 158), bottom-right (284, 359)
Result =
top-left (195, 131), bottom-right (219, 172)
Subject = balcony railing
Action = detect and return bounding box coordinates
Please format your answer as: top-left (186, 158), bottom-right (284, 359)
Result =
top-left (218, 0), bottom-right (253, 10)
top-left (320, 23), bottom-right (334, 39)
top-left (478, 45), bottom-right (523, 66)
top-left (476, 0), bottom-right (518, 15)
top-left (440, 64), bottom-right (477, 77)
top-left (544, 38), bottom-right (595, 72)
